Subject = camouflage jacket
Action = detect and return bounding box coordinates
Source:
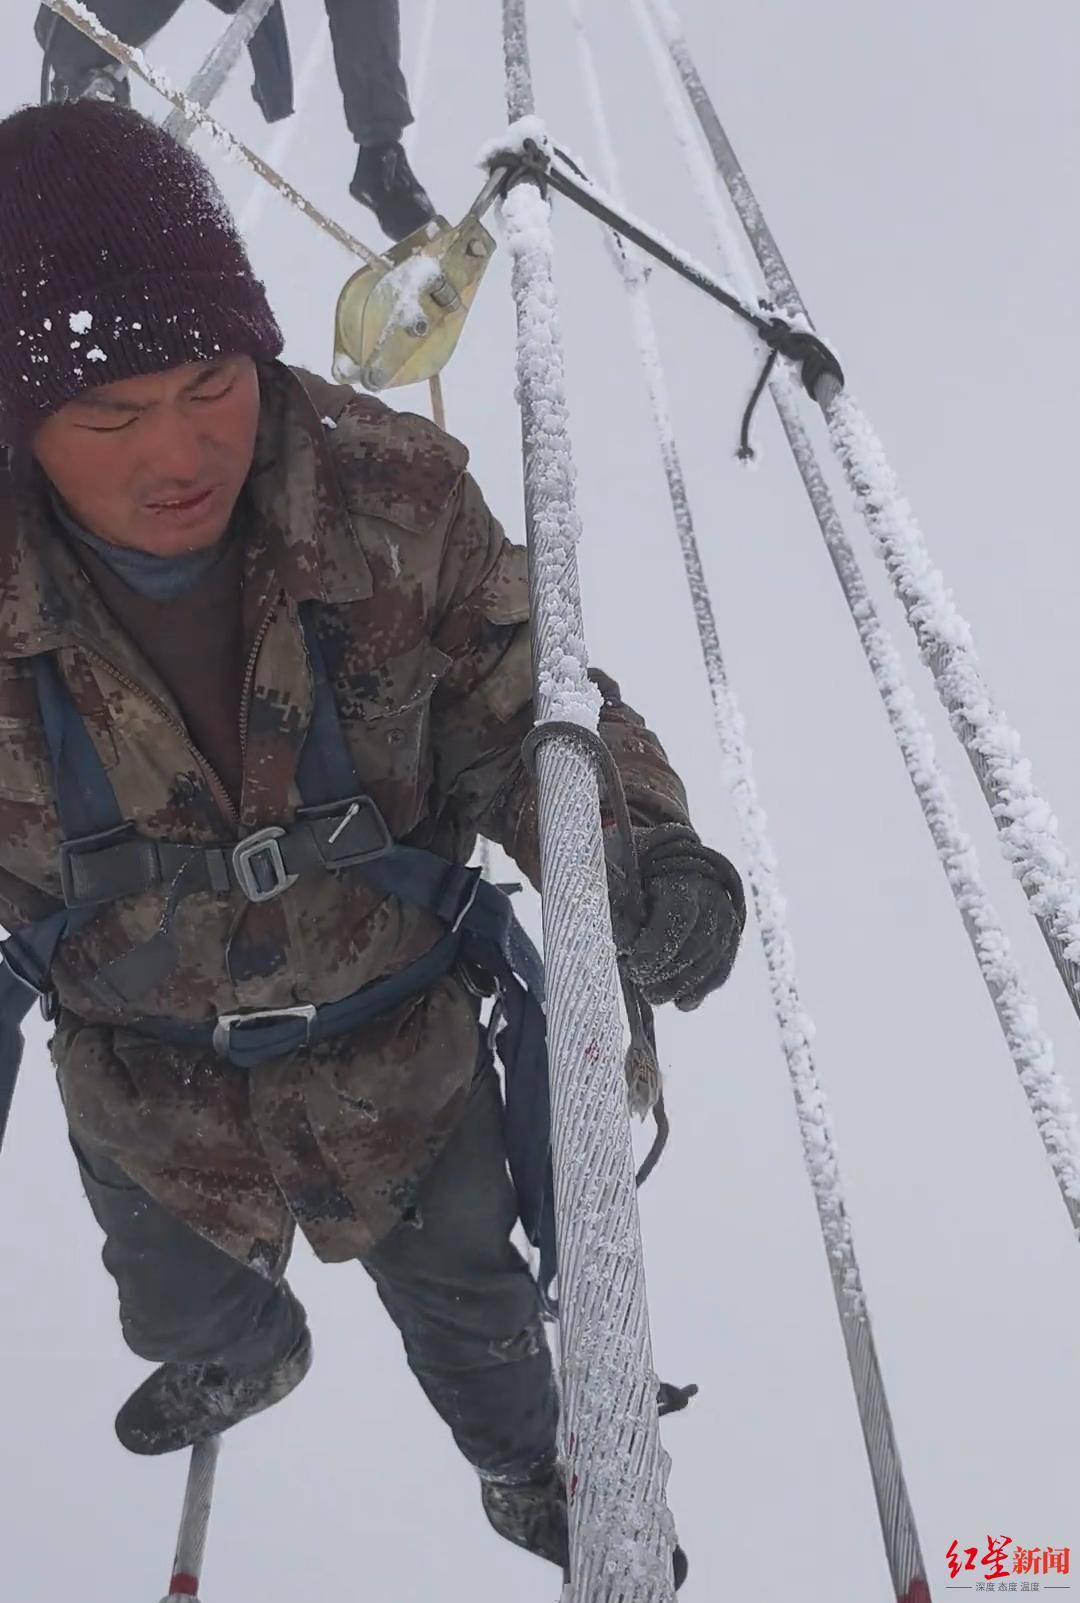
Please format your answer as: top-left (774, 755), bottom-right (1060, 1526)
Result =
top-left (0, 362), bottom-right (690, 1275)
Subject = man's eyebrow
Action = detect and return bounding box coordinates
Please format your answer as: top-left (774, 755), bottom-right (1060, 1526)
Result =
top-left (179, 359), bottom-right (232, 395)
top-left (77, 391), bottom-right (148, 413)
top-left (75, 361), bottom-right (234, 413)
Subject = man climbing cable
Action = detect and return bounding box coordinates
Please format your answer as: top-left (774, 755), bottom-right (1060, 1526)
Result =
top-left (0, 101), bottom-right (745, 1585)
top-left (34, 0), bottom-right (437, 240)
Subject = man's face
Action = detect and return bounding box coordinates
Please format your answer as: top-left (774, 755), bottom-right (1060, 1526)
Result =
top-left (31, 355), bottom-right (261, 555)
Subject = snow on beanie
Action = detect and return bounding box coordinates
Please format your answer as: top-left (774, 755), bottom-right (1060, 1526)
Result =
top-left (0, 100), bottom-right (283, 446)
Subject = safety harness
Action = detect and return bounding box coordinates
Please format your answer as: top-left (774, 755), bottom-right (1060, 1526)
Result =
top-left (0, 604), bottom-right (556, 1291)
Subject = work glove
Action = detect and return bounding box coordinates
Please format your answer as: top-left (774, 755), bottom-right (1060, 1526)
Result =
top-left (606, 823), bottom-right (746, 1012)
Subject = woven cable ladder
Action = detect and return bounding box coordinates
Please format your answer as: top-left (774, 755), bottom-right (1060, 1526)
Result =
top-left (501, 2), bottom-right (679, 1598)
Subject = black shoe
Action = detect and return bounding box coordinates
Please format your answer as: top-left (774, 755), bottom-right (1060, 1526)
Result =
top-left (480, 1463), bottom-right (569, 1572)
top-left (47, 62), bottom-right (131, 106)
top-left (480, 1464), bottom-right (688, 1589)
top-left (115, 1327), bottom-right (312, 1456)
top-left (349, 141), bottom-right (437, 243)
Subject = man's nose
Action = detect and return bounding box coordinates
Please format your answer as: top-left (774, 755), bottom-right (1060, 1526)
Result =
top-left (141, 407), bottom-right (206, 488)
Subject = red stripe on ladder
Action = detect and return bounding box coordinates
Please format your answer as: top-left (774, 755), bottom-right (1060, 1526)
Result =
top-left (168, 1575), bottom-right (200, 1596)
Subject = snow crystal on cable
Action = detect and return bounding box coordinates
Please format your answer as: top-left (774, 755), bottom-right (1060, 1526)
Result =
top-left (477, 113), bottom-right (551, 170)
top-left (498, 175), bottom-right (600, 730)
top-left (827, 389), bottom-right (1080, 966)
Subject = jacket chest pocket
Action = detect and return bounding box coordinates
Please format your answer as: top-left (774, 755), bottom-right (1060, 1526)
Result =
top-left (0, 713), bottom-right (51, 803)
top-left (335, 641), bottom-right (451, 836)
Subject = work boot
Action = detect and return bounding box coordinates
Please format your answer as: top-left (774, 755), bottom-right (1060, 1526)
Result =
top-left (115, 1327), bottom-right (312, 1456)
top-left (480, 1463), bottom-right (688, 1589)
top-left (48, 62), bottom-right (131, 106)
top-left (349, 141), bottom-right (437, 242)
top-left (480, 1462), bottom-right (569, 1573)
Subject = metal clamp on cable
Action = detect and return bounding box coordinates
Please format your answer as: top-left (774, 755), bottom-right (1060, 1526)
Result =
top-left (484, 135), bottom-right (551, 200)
top-left (738, 315), bottom-right (845, 460)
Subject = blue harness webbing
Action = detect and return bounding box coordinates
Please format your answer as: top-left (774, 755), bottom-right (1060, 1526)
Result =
top-left (0, 606), bottom-right (557, 1292)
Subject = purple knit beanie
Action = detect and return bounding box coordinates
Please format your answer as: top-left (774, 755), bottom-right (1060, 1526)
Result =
top-left (0, 100), bottom-right (283, 445)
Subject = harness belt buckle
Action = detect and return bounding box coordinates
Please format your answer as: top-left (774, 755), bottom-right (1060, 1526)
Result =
top-left (233, 826), bottom-right (297, 902)
top-left (212, 1003), bottom-right (318, 1060)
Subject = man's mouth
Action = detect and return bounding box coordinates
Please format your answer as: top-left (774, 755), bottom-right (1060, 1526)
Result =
top-left (148, 487), bottom-right (216, 515)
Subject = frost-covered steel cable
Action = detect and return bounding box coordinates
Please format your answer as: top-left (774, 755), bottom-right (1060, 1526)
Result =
top-left (642, 0), bottom-right (1080, 1033)
top-left (629, 0), bottom-right (1080, 1238)
top-left (159, 1437), bottom-right (220, 1602)
top-left (567, 6), bottom-right (932, 1601)
top-left (163, 0), bottom-right (277, 144)
top-left (500, 6), bottom-right (677, 1600)
top-left (42, 0), bottom-right (381, 266)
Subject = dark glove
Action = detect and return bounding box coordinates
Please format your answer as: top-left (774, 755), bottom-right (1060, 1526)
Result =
top-left (606, 823), bottom-right (746, 1012)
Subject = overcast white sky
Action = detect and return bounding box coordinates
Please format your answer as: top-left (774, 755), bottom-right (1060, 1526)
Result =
top-left (3, 2), bottom-right (1080, 1599)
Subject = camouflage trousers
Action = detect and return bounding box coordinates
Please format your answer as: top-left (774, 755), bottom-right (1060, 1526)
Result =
top-left (74, 1056), bottom-right (559, 1481)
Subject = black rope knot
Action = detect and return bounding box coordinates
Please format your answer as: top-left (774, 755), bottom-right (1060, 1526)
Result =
top-left (738, 316), bottom-right (844, 460)
top-left (486, 136), bottom-right (551, 200)
top-left (763, 318), bottom-right (845, 397)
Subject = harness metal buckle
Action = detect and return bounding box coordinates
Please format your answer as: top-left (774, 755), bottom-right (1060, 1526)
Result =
top-left (212, 1003), bottom-right (318, 1059)
top-left (232, 826), bottom-right (298, 903)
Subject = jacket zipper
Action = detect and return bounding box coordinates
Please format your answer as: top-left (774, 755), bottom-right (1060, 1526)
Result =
top-left (79, 644), bottom-right (241, 830)
top-left (237, 593), bottom-right (280, 762)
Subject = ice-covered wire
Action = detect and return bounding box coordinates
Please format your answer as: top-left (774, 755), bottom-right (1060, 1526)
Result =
top-left (163, 0), bottom-right (276, 144)
top-left (630, 0), bottom-right (1080, 1238)
top-left (641, 0), bottom-right (1080, 1035)
top-left (568, 6), bottom-right (932, 1600)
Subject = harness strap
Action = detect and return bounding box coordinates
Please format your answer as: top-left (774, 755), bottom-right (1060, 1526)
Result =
top-left (54, 795), bottom-right (392, 909)
top-left (297, 608), bottom-right (555, 1288)
top-left (135, 926), bottom-right (465, 1069)
top-left (32, 652), bottom-right (123, 840)
top-left (4, 607), bottom-right (557, 1293)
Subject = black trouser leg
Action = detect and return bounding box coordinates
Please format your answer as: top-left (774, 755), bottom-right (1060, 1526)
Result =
top-left (35, 0), bottom-right (187, 81)
top-left (72, 1139), bottom-right (307, 1377)
top-left (361, 1058), bottom-right (559, 1481)
top-left (322, 0), bottom-right (413, 147)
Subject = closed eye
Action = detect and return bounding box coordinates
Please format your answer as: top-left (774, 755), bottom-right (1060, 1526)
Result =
top-left (78, 416), bottom-right (138, 433)
top-left (191, 381), bottom-right (236, 403)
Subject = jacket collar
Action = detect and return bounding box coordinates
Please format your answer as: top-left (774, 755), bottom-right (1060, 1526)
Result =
top-left (0, 361), bottom-right (373, 661)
